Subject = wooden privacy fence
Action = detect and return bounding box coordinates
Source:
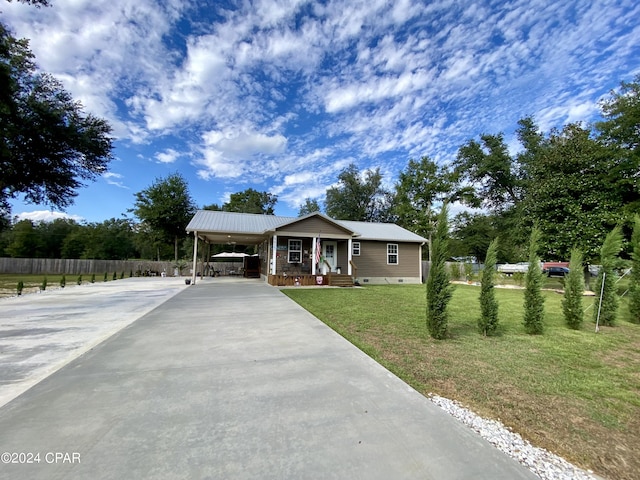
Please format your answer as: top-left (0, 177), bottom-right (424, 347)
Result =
top-left (0, 257), bottom-right (178, 276)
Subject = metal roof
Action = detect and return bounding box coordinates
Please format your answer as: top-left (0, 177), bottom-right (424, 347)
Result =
top-left (186, 210), bottom-right (427, 244)
top-left (337, 220), bottom-right (427, 243)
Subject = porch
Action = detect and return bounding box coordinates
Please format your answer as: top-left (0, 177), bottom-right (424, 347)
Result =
top-left (267, 273), bottom-right (355, 287)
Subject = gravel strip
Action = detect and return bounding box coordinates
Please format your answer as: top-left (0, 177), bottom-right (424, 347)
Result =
top-left (429, 394), bottom-right (601, 480)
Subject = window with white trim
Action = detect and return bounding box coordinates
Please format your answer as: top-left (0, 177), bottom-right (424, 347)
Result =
top-left (387, 243), bottom-right (398, 265)
top-left (352, 242), bottom-right (360, 256)
top-left (288, 239), bottom-right (302, 263)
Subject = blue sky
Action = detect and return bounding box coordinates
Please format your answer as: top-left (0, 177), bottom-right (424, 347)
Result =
top-left (4, 0), bottom-right (640, 223)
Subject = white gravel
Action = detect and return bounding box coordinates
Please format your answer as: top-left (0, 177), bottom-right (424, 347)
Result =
top-left (429, 394), bottom-right (601, 480)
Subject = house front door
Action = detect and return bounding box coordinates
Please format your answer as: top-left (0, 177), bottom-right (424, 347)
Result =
top-left (323, 241), bottom-right (337, 273)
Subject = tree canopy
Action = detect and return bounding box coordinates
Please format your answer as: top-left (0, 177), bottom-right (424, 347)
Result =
top-left (325, 163), bottom-right (390, 222)
top-left (0, 23), bottom-right (113, 217)
top-left (131, 173), bottom-right (196, 262)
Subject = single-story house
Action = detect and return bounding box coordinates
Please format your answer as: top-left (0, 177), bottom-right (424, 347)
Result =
top-left (185, 210), bottom-right (427, 286)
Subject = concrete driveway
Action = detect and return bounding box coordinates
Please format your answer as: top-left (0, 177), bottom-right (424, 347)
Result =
top-left (0, 277), bottom-right (537, 479)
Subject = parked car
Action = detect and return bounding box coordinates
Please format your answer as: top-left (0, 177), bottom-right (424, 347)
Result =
top-left (547, 266), bottom-right (569, 277)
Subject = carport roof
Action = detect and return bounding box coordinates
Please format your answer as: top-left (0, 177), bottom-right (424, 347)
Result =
top-left (186, 210), bottom-right (427, 245)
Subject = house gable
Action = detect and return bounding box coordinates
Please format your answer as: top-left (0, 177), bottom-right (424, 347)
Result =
top-left (274, 213), bottom-right (354, 238)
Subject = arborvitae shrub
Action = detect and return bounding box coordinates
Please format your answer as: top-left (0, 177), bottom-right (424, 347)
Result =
top-left (77, 275), bottom-right (82, 285)
top-left (60, 275), bottom-right (66, 288)
top-left (91, 273), bottom-right (96, 283)
top-left (41, 277), bottom-right (47, 291)
top-left (479, 239), bottom-right (499, 336)
top-left (426, 204), bottom-right (453, 340)
top-left (17, 280), bottom-right (24, 296)
top-left (523, 228), bottom-right (545, 334)
top-left (562, 248), bottom-right (585, 329)
top-left (104, 272), bottom-right (108, 282)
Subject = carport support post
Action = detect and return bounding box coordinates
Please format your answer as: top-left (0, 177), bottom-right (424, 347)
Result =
top-left (347, 238), bottom-right (353, 275)
top-left (271, 235), bottom-right (278, 275)
top-left (191, 231), bottom-right (198, 285)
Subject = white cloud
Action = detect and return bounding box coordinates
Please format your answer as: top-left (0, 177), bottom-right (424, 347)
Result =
top-left (103, 172), bottom-right (129, 189)
top-left (13, 210), bottom-right (84, 223)
top-left (155, 148), bottom-right (180, 164)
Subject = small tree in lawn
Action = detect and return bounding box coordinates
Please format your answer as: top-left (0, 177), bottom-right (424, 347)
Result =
top-left (628, 216), bottom-right (640, 324)
top-left (479, 238), bottom-right (499, 336)
top-left (523, 227), bottom-right (545, 334)
top-left (426, 203), bottom-right (453, 339)
top-left (593, 226), bottom-right (623, 326)
top-left (563, 248), bottom-right (585, 329)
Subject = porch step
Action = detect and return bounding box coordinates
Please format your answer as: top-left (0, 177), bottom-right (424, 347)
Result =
top-left (328, 274), bottom-right (355, 287)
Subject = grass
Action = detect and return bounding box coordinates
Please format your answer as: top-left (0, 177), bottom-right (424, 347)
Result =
top-left (283, 284), bottom-right (640, 480)
top-left (0, 273), bottom-right (105, 297)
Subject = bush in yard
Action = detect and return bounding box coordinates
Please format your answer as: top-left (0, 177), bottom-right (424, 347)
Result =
top-left (17, 280), bottom-right (24, 296)
top-left (112, 272), bottom-right (117, 281)
top-left (40, 277), bottom-right (47, 291)
top-left (426, 203), bottom-right (453, 339)
top-left (129, 270), bottom-right (133, 277)
top-left (91, 273), bottom-right (95, 283)
top-left (60, 275), bottom-right (66, 288)
top-left (628, 215), bottom-right (640, 323)
top-left (479, 239), bottom-right (499, 336)
top-left (593, 226), bottom-right (623, 327)
top-left (523, 227), bottom-right (545, 334)
top-left (103, 272), bottom-right (108, 282)
top-left (562, 248), bottom-right (585, 329)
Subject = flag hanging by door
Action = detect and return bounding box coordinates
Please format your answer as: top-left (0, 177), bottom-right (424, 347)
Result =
top-left (315, 237), bottom-right (321, 264)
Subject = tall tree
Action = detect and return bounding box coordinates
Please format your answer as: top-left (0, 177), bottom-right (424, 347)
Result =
top-left (454, 133), bottom-right (524, 210)
top-left (426, 203), bottom-right (453, 339)
top-left (325, 163), bottom-right (389, 221)
top-left (593, 226), bottom-right (623, 327)
top-left (523, 123), bottom-right (627, 261)
top-left (132, 173), bottom-right (196, 262)
top-left (563, 248), bottom-right (585, 329)
top-left (298, 198), bottom-right (321, 216)
top-left (478, 238), bottom-right (499, 336)
top-left (523, 227), bottom-right (545, 334)
top-left (223, 188), bottom-right (277, 214)
top-left (392, 156), bottom-right (458, 246)
top-left (0, 24), bottom-right (113, 215)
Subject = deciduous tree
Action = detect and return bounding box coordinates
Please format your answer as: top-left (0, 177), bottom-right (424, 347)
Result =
top-left (325, 163), bottom-right (389, 222)
top-left (223, 188), bottom-right (277, 214)
top-left (0, 24), bottom-right (113, 215)
top-left (132, 173), bottom-right (196, 262)
top-left (298, 198), bottom-right (321, 216)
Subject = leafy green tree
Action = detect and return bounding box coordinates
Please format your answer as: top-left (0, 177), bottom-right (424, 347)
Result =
top-left (478, 238), bottom-right (499, 336)
top-left (426, 203), bottom-right (453, 339)
top-left (0, 24), bottom-right (113, 216)
top-left (4, 219), bottom-right (39, 257)
top-left (223, 188), bottom-right (277, 214)
top-left (392, 157), bottom-right (456, 240)
top-left (628, 215), bottom-right (640, 323)
top-left (597, 75), bottom-right (640, 154)
top-left (523, 227), bottom-right (545, 334)
top-left (454, 132), bottom-right (524, 210)
top-left (325, 163), bottom-right (389, 221)
top-left (132, 173), bottom-right (196, 262)
top-left (593, 226), bottom-right (623, 327)
top-left (298, 198), bottom-right (321, 216)
top-left (563, 248), bottom-right (585, 329)
top-left (36, 218), bottom-right (79, 258)
top-left (523, 123), bottom-right (625, 261)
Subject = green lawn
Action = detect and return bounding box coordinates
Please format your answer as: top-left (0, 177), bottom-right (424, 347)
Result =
top-left (0, 273), bottom-right (110, 297)
top-left (283, 284), bottom-right (640, 480)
